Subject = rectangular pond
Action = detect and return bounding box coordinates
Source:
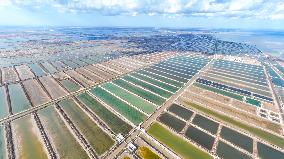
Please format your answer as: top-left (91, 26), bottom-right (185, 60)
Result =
top-left (112, 79), bottom-right (165, 106)
top-left (220, 126), bottom-right (253, 153)
top-left (58, 99), bottom-right (115, 155)
top-left (62, 60), bottom-right (80, 69)
top-left (8, 83), bottom-right (31, 114)
top-left (38, 105), bottom-right (89, 159)
top-left (1, 67), bottom-right (19, 84)
top-left (168, 104), bottom-right (193, 120)
top-left (76, 68), bottom-right (102, 83)
top-left (216, 141), bottom-right (252, 159)
top-left (192, 114), bottom-right (219, 135)
top-left (155, 63), bottom-right (198, 76)
top-left (39, 76), bottom-right (68, 99)
top-left (148, 122), bottom-right (213, 159)
top-left (0, 125), bottom-right (7, 159)
top-left (122, 75), bottom-right (173, 99)
top-left (194, 83), bottom-right (243, 101)
top-left (40, 62), bottom-right (58, 74)
top-left (151, 66), bottom-right (192, 80)
top-left (22, 79), bottom-right (51, 106)
top-left (246, 97), bottom-right (261, 107)
top-left (28, 63), bottom-right (46, 77)
top-left (102, 82), bottom-right (156, 114)
top-left (185, 126), bottom-right (215, 150)
top-left (91, 87), bottom-right (147, 125)
top-left (12, 115), bottom-right (49, 159)
top-left (65, 70), bottom-right (95, 88)
top-left (72, 59), bottom-right (88, 67)
top-left (15, 65), bottom-right (35, 80)
top-left (137, 146), bottom-right (161, 159)
top-left (257, 142), bottom-right (284, 159)
top-left (137, 70), bottom-right (184, 88)
top-left (59, 79), bottom-right (82, 92)
top-left (85, 65), bottom-right (113, 80)
top-left (145, 68), bottom-right (188, 83)
top-left (0, 86), bottom-right (9, 119)
top-left (50, 61), bottom-right (69, 71)
top-left (76, 93), bottom-right (133, 135)
top-left (130, 72), bottom-right (179, 93)
top-left (181, 100), bottom-right (284, 149)
top-left (158, 113), bottom-right (186, 132)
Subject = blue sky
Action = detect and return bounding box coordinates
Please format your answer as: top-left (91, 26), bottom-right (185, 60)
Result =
top-left (0, 0), bottom-right (284, 29)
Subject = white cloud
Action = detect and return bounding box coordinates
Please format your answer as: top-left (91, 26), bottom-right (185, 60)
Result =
top-left (163, 0), bottom-right (182, 13)
top-left (229, 0), bottom-right (262, 11)
top-left (269, 14), bottom-right (284, 20)
top-left (0, 0), bottom-right (12, 8)
top-left (0, 0), bottom-right (284, 20)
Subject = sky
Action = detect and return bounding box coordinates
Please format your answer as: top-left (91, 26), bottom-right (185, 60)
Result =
top-left (0, 0), bottom-right (284, 30)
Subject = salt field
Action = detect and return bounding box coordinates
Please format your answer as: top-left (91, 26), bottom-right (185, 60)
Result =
top-left (0, 27), bottom-right (283, 159)
top-left (76, 93), bottom-right (133, 135)
top-left (8, 83), bottom-right (31, 114)
top-left (0, 86), bottom-right (9, 119)
top-left (12, 115), bottom-right (48, 159)
top-left (22, 79), bottom-right (51, 106)
top-left (0, 125), bottom-right (7, 159)
top-left (58, 99), bottom-right (115, 155)
top-left (39, 76), bottom-right (68, 99)
top-left (38, 106), bottom-right (89, 159)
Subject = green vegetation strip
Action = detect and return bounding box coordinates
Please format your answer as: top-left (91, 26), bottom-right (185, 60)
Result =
top-left (122, 75), bottom-right (172, 98)
top-left (59, 79), bottom-right (81, 92)
top-left (246, 97), bottom-right (261, 107)
top-left (38, 106), bottom-right (89, 159)
top-left (102, 82), bottom-right (156, 114)
top-left (13, 116), bottom-right (48, 159)
top-left (59, 99), bottom-right (115, 155)
top-left (113, 79), bottom-right (165, 105)
top-left (137, 70), bottom-right (184, 87)
top-left (131, 72), bottom-right (179, 93)
top-left (194, 83), bottom-right (243, 101)
top-left (77, 93), bottom-right (132, 135)
top-left (182, 100), bottom-right (284, 149)
top-left (91, 87), bottom-right (147, 125)
top-left (148, 122), bottom-right (213, 159)
top-left (137, 146), bottom-right (161, 159)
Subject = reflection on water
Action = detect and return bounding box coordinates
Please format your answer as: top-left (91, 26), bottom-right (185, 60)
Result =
top-left (214, 30), bottom-right (284, 59)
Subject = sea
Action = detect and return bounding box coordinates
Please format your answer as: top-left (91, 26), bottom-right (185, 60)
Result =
top-left (213, 29), bottom-right (284, 60)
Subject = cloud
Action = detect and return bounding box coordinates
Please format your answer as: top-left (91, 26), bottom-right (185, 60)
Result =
top-left (1, 0), bottom-right (284, 20)
top-left (0, 0), bottom-right (12, 8)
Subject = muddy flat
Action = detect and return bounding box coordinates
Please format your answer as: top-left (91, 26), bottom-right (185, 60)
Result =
top-left (65, 70), bottom-right (95, 87)
top-left (1, 67), bottom-right (19, 84)
top-left (22, 79), bottom-right (51, 106)
top-left (12, 115), bottom-right (49, 159)
top-left (0, 86), bottom-right (9, 119)
top-left (76, 67), bottom-right (103, 83)
top-left (38, 106), bottom-right (89, 159)
top-left (39, 76), bottom-right (68, 99)
top-left (15, 65), bottom-right (35, 80)
top-left (85, 65), bottom-right (114, 80)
